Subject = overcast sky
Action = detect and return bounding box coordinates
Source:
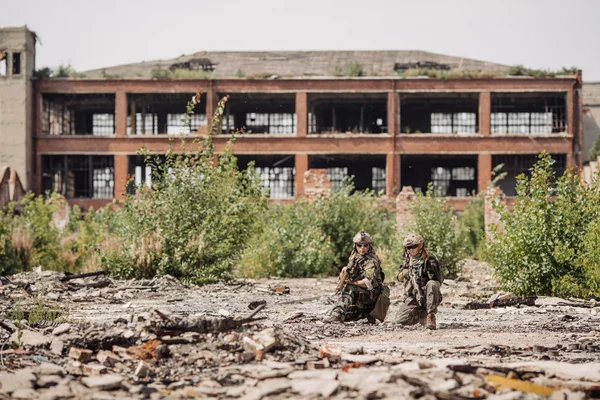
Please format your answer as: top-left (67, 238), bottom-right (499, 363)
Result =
top-left (2, 0), bottom-right (599, 81)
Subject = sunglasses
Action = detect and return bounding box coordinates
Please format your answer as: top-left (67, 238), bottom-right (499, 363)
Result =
top-left (406, 244), bottom-right (419, 250)
top-left (356, 244), bottom-right (369, 248)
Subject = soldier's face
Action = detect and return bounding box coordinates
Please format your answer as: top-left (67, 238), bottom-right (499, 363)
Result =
top-left (406, 243), bottom-right (422, 257)
top-left (356, 243), bottom-right (369, 255)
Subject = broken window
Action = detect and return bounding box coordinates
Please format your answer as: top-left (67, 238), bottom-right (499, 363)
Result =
top-left (41, 94), bottom-right (115, 135)
top-left (309, 155), bottom-right (386, 192)
top-left (400, 93), bottom-right (478, 134)
top-left (127, 155), bottom-right (167, 194)
top-left (12, 52), bottom-right (21, 75)
top-left (167, 114), bottom-right (207, 135)
top-left (308, 93), bottom-right (387, 134)
top-left (401, 155), bottom-right (477, 196)
top-left (127, 93), bottom-right (207, 135)
top-left (220, 93), bottom-right (296, 134)
top-left (492, 154), bottom-right (566, 196)
top-left (42, 155), bottom-right (114, 198)
top-left (491, 93), bottom-right (566, 134)
top-left (237, 155), bottom-right (295, 198)
top-left (0, 51), bottom-right (6, 76)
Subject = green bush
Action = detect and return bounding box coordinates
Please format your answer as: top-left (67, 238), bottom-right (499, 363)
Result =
top-left (484, 153), bottom-right (600, 296)
top-left (589, 135), bottom-right (600, 161)
top-left (239, 181), bottom-right (396, 279)
top-left (458, 196), bottom-right (485, 258)
top-left (239, 202), bottom-right (337, 278)
top-left (99, 96), bottom-right (268, 284)
top-left (399, 185), bottom-right (464, 278)
top-left (315, 182), bottom-right (397, 269)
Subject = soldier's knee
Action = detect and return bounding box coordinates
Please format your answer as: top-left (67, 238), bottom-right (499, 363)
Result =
top-left (426, 280), bottom-right (441, 291)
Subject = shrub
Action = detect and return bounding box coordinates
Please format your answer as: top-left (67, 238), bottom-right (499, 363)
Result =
top-left (400, 185), bottom-right (464, 278)
top-left (99, 96), bottom-right (268, 284)
top-left (484, 153), bottom-right (600, 296)
top-left (458, 196), bottom-right (485, 258)
top-left (314, 182), bottom-right (396, 270)
top-left (239, 202), bottom-right (337, 278)
top-left (239, 180), bottom-right (396, 279)
top-left (589, 135), bottom-right (600, 161)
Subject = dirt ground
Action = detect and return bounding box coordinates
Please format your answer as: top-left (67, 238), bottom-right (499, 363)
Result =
top-left (1, 260), bottom-right (599, 399)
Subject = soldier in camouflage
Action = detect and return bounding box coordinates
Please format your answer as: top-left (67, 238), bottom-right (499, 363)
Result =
top-left (325, 231), bottom-right (383, 323)
top-left (392, 233), bottom-right (443, 330)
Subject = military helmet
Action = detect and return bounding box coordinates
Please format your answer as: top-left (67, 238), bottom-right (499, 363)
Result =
top-left (353, 231), bottom-right (373, 245)
top-left (403, 233), bottom-right (424, 247)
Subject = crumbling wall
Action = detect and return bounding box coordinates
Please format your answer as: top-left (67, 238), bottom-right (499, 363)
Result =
top-left (0, 27), bottom-right (35, 189)
top-left (304, 169), bottom-right (332, 201)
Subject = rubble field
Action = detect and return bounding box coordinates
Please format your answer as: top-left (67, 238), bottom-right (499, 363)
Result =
top-left (0, 260), bottom-right (599, 399)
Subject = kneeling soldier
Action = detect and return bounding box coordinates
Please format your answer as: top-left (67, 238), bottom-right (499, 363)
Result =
top-left (392, 233), bottom-right (443, 330)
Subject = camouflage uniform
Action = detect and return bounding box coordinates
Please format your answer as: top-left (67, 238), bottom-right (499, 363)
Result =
top-left (391, 233), bottom-right (443, 329)
top-left (326, 232), bottom-right (383, 323)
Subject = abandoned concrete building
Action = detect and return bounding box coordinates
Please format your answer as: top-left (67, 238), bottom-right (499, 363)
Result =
top-left (0, 26), bottom-right (586, 210)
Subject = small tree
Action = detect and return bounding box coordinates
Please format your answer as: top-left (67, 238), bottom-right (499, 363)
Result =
top-left (589, 135), bottom-right (600, 161)
top-left (484, 152), bottom-right (600, 296)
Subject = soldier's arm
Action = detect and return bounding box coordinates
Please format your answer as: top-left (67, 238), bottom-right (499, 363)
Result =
top-left (336, 267), bottom-right (348, 290)
top-left (425, 258), bottom-right (441, 282)
top-left (397, 260), bottom-right (408, 282)
top-left (349, 261), bottom-right (377, 290)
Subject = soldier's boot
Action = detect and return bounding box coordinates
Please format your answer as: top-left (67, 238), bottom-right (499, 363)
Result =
top-left (366, 315), bottom-right (376, 325)
top-left (425, 313), bottom-right (437, 330)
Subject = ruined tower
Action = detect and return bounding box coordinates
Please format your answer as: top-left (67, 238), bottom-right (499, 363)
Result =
top-left (0, 26), bottom-right (36, 189)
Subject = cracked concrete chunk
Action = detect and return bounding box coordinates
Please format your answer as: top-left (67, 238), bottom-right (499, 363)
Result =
top-left (10, 330), bottom-right (52, 347)
top-left (81, 374), bottom-right (124, 390)
top-left (0, 370), bottom-right (36, 394)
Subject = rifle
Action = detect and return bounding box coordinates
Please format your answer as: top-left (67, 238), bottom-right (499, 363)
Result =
top-left (409, 265), bottom-right (425, 307)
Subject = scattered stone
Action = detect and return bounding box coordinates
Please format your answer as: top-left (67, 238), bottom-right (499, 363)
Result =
top-left (81, 375), bottom-right (124, 390)
top-left (134, 360), bottom-right (150, 378)
top-left (52, 323), bottom-right (71, 336)
top-left (0, 370), bottom-right (36, 394)
top-left (11, 330), bottom-right (52, 347)
top-left (50, 339), bottom-right (64, 355)
top-left (83, 363), bottom-right (107, 376)
top-left (68, 347), bottom-right (93, 362)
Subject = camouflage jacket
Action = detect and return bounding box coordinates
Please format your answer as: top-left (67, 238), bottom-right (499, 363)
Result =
top-left (345, 251), bottom-right (383, 292)
top-left (398, 253), bottom-right (443, 300)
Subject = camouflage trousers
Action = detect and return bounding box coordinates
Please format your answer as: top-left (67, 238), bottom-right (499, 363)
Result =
top-left (327, 284), bottom-right (377, 322)
top-left (391, 280), bottom-right (442, 325)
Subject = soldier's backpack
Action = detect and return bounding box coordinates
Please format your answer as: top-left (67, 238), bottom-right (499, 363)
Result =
top-left (369, 285), bottom-right (390, 322)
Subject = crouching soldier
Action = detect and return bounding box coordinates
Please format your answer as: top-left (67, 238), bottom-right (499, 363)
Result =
top-left (392, 233), bottom-right (443, 330)
top-left (325, 231), bottom-right (383, 323)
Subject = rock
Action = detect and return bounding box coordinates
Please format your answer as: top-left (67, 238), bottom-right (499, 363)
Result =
top-left (340, 353), bottom-right (380, 364)
top-left (218, 309), bottom-right (230, 316)
top-left (81, 374), bottom-right (124, 390)
top-left (0, 370), bottom-right (36, 394)
top-left (319, 344), bottom-right (342, 362)
top-left (52, 323), bottom-right (71, 336)
top-left (96, 350), bottom-right (120, 367)
top-left (83, 363), bottom-right (107, 376)
top-left (134, 361), bottom-right (150, 378)
top-left (34, 363), bottom-right (66, 376)
top-left (50, 339), bottom-right (64, 355)
top-left (68, 347), bottom-right (93, 362)
top-left (38, 384), bottom-right (72, 400)
top-left (10, 330), bottom-right (52, 347)
top-left (11, 388), bottom-right (38, 399)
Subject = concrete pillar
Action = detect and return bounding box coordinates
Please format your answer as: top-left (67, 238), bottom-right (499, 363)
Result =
top-left (485, 186), bottom-right (506, 237)
top-left (387, 92), bottom-right (398, 136)
top-left (114, 154), bottom-right (128, 201)
top-left (478, 153), bottom-right (492, 193)
top-left (304, 168), bottom-right (332, 202)
top-left (115, 91), bottom-right (127, 137)
top-left (396, 186), bottom-right (416, 230)
top-left (479, 91), bottom-right (491, 136)
top-left (296, 92), bottom-right (308, 136)
top-left (295, 154), bottom-right (308, 197)
top-left (386, 153), bottom-right (400, 197)
top-left (206, 81), bottom-right (218, 129)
